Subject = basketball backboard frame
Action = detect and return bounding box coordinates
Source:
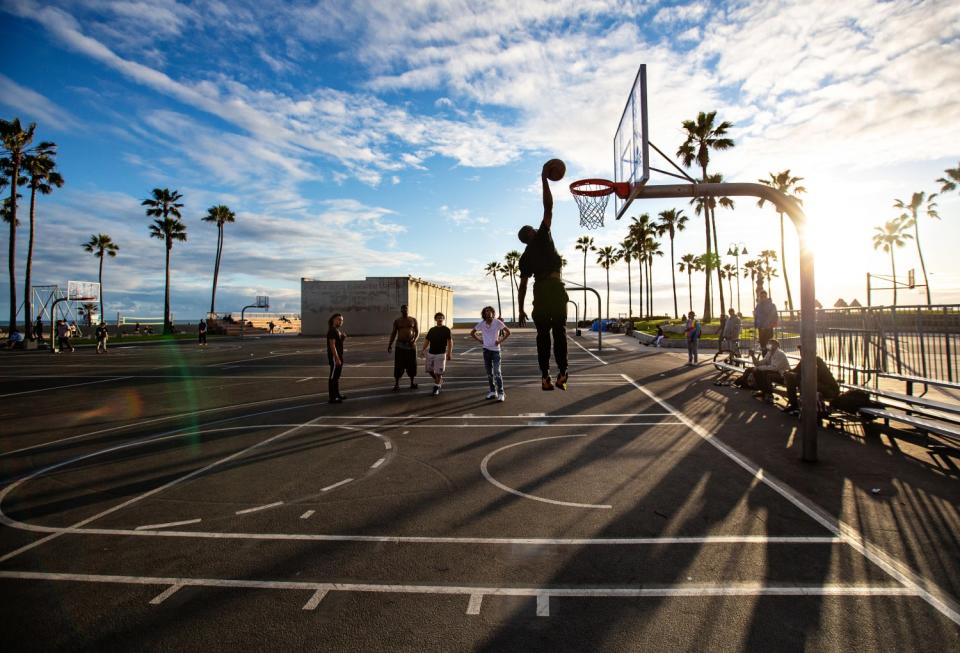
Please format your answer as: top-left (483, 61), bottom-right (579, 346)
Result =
top-left (613, 64), bottom-right (649, 220)
top-left (67, 280), bottom-right (100, 304)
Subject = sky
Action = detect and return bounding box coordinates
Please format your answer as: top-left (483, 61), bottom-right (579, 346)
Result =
top-left (1, 0), bottom-right (958, 325)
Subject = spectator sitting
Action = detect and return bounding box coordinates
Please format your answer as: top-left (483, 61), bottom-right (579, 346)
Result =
top-left (782, 345), bottom-right (840, 414)
top-left (648, 325), bottom-right (665, 347)
top-left (6, 329), bottom-right (25, 349)
top-left (747, 339), bottom-right (790, 402)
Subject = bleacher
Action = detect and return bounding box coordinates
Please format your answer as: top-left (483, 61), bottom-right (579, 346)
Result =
top-left (211, 313), bottom-right (301, 336)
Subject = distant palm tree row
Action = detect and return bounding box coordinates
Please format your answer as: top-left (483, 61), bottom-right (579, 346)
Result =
top-left (3, 116), bottom-right (238, 336)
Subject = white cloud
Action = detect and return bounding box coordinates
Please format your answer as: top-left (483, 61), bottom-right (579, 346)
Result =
top-left (0, 73), bottom-right (80, 130)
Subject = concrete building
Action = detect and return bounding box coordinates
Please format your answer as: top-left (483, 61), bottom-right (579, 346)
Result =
top-left (301, 276), bottom-right (454, 336)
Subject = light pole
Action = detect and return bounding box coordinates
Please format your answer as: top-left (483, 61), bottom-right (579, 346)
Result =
top-left (727, 243), bottom-right (747, 314)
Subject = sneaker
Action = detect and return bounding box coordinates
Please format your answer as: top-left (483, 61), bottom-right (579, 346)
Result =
top-left (541, 377), bottom-right (554, 391)
top-left (432, 385), bottom-right (440, 396)
top-left (555, 372), bottom-right (568, 391)
top-left (486, 391), bottom-right (497, 400)
top-left (328, 397), bottom-right (342, 404)
top-left (497, 393), bottom-right (506, 402)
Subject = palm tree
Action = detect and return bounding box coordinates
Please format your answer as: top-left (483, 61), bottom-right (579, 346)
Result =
top-left (503, 250), bottom-right (521, 324)
top-left (893, 192), bottom-right (939, 305)
top-left (656, 208), bottom-right (688, 318)
top-left (618, 237), bottom-right (635, 319)
top-left (142, 188), bottom-right (185, 334)
top-left (872, 218), bottom-right (912, 306)
top-left (484, 261), bottom-right (502, 318)
top-left (742, 259), bottom-right (759, 308)
top-left (644, 239), bottom-right (663, 316)
top-left (678, 253), bottom-right (700, 313)
top-left (937, 162), bottom-right (959, 193)
top-left (722, 263), bottom-right (737, 309)
top-left (22, 144), bottom-right (63, 337)
top-left (1, 118), bottom-right (37, 332)
top-left (629, 214), bottom-right (655, 317)
top-left (758, 249), bottom-right (779, 298)
top-left (575, 236), bottom-right (595, 323)
top-left (83, 234), bottom-right (119, 320)
top-left (758, 170), bottom-right (806, 311)
top-left (595, 245), bottom-right (619, 323)
top-left (689, 173), bottom-right (734, 319)
top-left (201, 204), bottom-right (236, 316)
top-left (677, 111), bottom-right (734, 321)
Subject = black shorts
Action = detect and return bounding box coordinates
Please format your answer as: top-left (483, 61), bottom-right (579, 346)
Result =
top-left (394, 346), bottom-right (417, 378)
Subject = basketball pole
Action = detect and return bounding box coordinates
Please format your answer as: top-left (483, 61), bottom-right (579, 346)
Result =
top-left (632, 182), bottom-right (819, 462)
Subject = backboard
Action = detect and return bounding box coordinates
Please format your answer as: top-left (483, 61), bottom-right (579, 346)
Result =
top-left (67, 280), bottom-right (100, 303)
top-left (256, 295), bottom-right (270, 308)
top-left (613, 64), bottom-right (649, 220)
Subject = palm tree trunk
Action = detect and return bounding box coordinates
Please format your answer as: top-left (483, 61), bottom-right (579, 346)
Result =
top-left (494, 275), bottom-right (501, 318)
top-left (750, 272), bottom-right (756, 308)
top-left (637, 256), bottom-right (644, 318)
top-left (647, 258), bottom-right (653, 315)
top-left (701, 167), bottom-right (713, 322)
top-left (98, 251), bottom-right (105, 320)
top-left (24, 186), bottom-right (37, 338)
top-left (508, 272), bottom-right (516, 324)
top-left (727, 273), bottom-right (733, 310)
top-left (605, 267), bottom-right (610, 323)
top-left (687, 271), bottom-right (693, 313)
top-left (670, 236), bottom-right (678, 319)
top-left (711, 205), bottom-right (725, 318)
top-left (912, 217), bottom-right (932, 305)
top-left (210, 225), bottom-right (222, 314)
top-left (582, 252), bottom-right (588, 325)
top-left (890, 249), bottom-right (898, 306)
top-left (7, 160), bottom-right (19, 333)
top-left (779, 212), bottom-right (794, 311)
top-left (164, 239), bottom-right (172, 335)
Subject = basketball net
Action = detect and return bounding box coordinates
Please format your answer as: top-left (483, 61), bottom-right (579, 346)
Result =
top-left (569, 179), bottom-right (630, 230)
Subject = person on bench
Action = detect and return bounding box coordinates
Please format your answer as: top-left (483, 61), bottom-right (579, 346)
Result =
top-left (749, 339), bottom-right (790, 403)
top-left (782, 344), bottom-right (840, 414)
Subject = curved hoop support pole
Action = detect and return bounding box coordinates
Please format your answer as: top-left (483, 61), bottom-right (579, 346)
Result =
top-left (632, 182), bottom-right (818, 462)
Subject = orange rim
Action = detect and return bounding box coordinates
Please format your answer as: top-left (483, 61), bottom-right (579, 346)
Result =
top-left (569, 178), bottom-right (631, 199)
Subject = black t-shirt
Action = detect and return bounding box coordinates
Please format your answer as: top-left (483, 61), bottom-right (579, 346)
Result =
top-left (96, 326), bottom-right (108, 340)
top-left (198, 321), bottom-right (207, 333)
top-left (425, 326), bottom-right (452, 355)
top-left (326, 327), bottom-right (344, 361)
top-left (519, 221), bottom-right (562, 279)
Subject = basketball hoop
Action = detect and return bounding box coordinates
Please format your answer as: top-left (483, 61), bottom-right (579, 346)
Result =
top-left (569, 179), bottom-right (631, 230)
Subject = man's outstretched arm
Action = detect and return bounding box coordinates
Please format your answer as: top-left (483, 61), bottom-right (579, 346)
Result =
top-left (541, 163), bottom-right (553, 229)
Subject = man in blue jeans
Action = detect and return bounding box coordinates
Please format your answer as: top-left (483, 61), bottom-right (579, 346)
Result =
top-left (471, 306), bottom-right (511, 402)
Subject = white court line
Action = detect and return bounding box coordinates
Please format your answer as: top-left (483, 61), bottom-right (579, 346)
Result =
top-left (370, 457), bottom-right (386, 469)
top-left (537, 593), bottom-right (550, 617)
top-left (466, 593), bottom-right (484, 615)
top-left (0, 376), bottom-right (134, 398)
top-left (296, 377), bottom-right (313, 383)
top-left (567, 335), bottom-right (607, 365)
top-left (619, 372), bottom-right (960, 626)
top-left (235, 501), bottom-right (284, 515)
top-left (207, 351), bottom-right (304, 368)
top-left (135, 518), bottom-right (201, 531)
top-left (149, 583), bottom-right (184, 605)
top-left (0, 571), bottom-right (920, 603)
top-left (303, 588), bottom-right (330, 610)
top-left (300, 510), bottom-right (315, 520)
top-left (320, 478), bottom-right (353, 493)
top-left (481, 435), bottom-right (612, 509)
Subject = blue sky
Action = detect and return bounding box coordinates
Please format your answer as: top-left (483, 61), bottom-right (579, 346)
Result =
top-left (2, 0), bottom-right (958, 323)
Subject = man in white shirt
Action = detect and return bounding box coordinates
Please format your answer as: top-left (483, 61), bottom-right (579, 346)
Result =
top-left (749, 339), bottom-right (790, 402)
top-left (470, 306), bottom-right (511, 401)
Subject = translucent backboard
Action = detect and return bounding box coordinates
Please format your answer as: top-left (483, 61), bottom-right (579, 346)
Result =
top-left (613, 64), bottom-right (649, 220)
top-left (67, 280), bottom-right (100, 303)
top-left (256, 295), bottom-right (270, 308)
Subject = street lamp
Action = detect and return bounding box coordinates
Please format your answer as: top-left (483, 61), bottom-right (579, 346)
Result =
top-left (727, 243), bottom-right (748, 313)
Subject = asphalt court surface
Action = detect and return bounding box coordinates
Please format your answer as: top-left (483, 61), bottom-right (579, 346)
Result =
top-left (1, 332), bottom-right (958, 651)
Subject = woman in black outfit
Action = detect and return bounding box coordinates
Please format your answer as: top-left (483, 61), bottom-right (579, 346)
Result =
top-left (327, 313), bottom-right (346, 403)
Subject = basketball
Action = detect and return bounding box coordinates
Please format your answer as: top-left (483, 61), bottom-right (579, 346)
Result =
top-left (544, 158), bottom-right (566, 181)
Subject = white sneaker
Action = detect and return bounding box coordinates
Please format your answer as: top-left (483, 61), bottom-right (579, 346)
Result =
top-left (497, 393), bottom-right (505, 402)
top-left (486, 391), bottom-right (497, 400)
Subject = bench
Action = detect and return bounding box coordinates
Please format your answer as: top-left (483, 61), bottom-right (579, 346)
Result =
top-left (878, 373), bottom-right (960, 397)
top-left (842, 383), bottom-right (960, 426)
top-left (712, 361), bottom-right (743, 386)
top-left (859, 407), bottom-right (960, 447)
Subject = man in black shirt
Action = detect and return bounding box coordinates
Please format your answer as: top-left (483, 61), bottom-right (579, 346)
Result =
top-left (327, 313), bottom-right (346, 403)
top-left (422, 312), bottom-right (453, 396)
top-left (518, 161), bottom-right (569, 391)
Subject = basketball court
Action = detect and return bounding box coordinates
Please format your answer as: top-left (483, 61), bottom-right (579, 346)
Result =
top-left (1, 331), bottom-right (958, 651)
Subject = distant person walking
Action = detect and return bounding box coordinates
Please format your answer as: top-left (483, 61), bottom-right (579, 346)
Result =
top-left (684, 311), bottom-right (701, 365)
top-left (722, 308), bottom-right (742, 355)
top-left (422, 312), bottom-right (453, 396)
top-left (198, 319), bottom-right (208, 346)
top-left (34, 316), bottom-right (43, 343)
top-left (388, 304), bottom-right (419, 391)
top-left (753, 290), bottom-right (778, 353)
top-left (471, 306), bottom-right (510, 401)
top-left (56, 320), bottom-right (74, 353)
top-left (327, 313), bottom-right (347, 403)
top-left (96, 322), bottom-right (109, 354)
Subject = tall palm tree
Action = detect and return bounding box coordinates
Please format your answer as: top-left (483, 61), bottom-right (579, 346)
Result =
top-left (142, 188), bottom-right (185, 334)
top-left (503, 250), bottom-right (521, 324)
top-left (937, 162), bottom-right (959, 193)
top-left (82, 234), bottom-right (119, 320)
top-left (629, 214), bottom-right (655, 317)
top-left (678, 253), bottom-right (700, 313)
top-left (689, 173), bottom-right (734, 319)
top-left (758, 249), bottom-right (779, 298)
top-left (742, 259), bottom-right (759, 308)
top-left (201, 204), bottom-right (236, 316)
top-left (758, 170), bottom-right (806, 311)
top-left (644, 239), bottom-right (663, 316)
top-left (595, 245), bottom-right (619, 323)
top-left (893, 192), bottom-right (939, 305)
top-left (656, 208), bottom-right (688, 318)
top-left (677, 111), bottom-right (734, 321)
top-left (484, 261), bottom-right (503, 318)
top-left (1, 118), bottom-right (37, 332)
top-left (618, 237), bottom-right (635, 319)
top-left (722, 263), bottom-right (737, 310)
top-left (872, 218), bottom-right (912, 306)
top-left (575, 236), bottom-right (595, 322)
top-left (22, 144), bottom-right (63, 337)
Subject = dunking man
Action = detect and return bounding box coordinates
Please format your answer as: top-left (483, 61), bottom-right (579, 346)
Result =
top-left (518, 162), bottom-right (569, 390)
top-left (388, 304), bottom-right (419, 391)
